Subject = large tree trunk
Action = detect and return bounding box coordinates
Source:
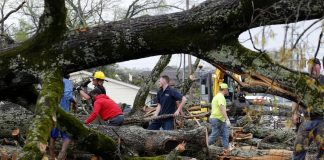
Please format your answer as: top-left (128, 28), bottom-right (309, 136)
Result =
top-left (0, 0), bottom-right (323, 111)
top-left (56, 109), bottom-right (119, 159)
top-left (93, 125), bottom-right (208, 157)
top-left (130, 54), bottom-right (172, 115)
top-left (22, 70), bottom-right (63, 159)
top-left (0, 0), bottom-right (324, 158)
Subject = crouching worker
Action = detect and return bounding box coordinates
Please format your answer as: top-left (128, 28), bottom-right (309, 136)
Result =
top-left (84, 87), bottom-right (124, 125)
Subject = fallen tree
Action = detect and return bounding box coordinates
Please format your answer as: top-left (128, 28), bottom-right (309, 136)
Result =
top-left (0, 0), bottom-right (323, 158)
top-left (93, 125), bottom-right (208, 156)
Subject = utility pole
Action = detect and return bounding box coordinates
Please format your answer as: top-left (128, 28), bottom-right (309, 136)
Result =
top-left (187, 0), bottom-right (192, 76)
top-left (182, 0), bottom-right (190, 88)
top-left (186, 0), bottom-right (193, 100)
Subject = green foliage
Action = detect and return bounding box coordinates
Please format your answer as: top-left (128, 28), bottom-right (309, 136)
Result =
top-left (13, 19), bottom-right (34, 42)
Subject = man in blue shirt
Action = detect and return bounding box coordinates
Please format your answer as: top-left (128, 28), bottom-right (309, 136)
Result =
top-left (49, 74), bottom-right (75, 160)
top-left (148, 75), bottom-right (187, 130)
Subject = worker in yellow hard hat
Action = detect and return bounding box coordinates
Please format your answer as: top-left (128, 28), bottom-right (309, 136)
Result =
top-left (76, 71), bottom-right (106, 100)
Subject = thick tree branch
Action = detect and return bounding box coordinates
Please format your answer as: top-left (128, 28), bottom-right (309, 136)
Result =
top-left (22, 70), bottom-right (62, 159)
top-left (197, 41), bottom-right (323, 113)
top-left (56, 108), bottom-right (118, 158)
top-left (0, 0), bottom-right (323, 122)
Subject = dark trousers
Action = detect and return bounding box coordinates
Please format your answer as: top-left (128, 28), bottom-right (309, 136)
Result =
top-left (293, 118), bottom-right (324, 160)
top-left (102, 114), bottom-right (124, 126)
top-left (147, 119), bottom-right (174, 130)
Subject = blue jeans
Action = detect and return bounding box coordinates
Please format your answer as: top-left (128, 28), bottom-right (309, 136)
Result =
top-left (208, 118), bottom-right (229, 149)
top-left (147, 119), bottom-right (174, 130)
top-left (107, 114), bottom-right (124, 126)
top-left (50, 128), bottom-right (69, 141)
top-left (293, 118), bottom-right (324, 160)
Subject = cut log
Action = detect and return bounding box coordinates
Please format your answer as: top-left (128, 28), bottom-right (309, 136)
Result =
top-left (92, 125), bottom-right (208, 157)
top-left (235, 116), bottom-right (296, 144)
top-left (208, 146), bottom-right (292, 159)
top-left (218, 149), bottom-right (292, 160)
top-left (239, 138), bottom-right (292, 150)
top-left (242, 126), bottom-right (295, 144)
top-left (0, 102), bottom-right (33, 138)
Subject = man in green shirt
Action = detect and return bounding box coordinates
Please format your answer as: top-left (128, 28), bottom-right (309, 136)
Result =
top-left (208, 83), bottom-right (231, 154)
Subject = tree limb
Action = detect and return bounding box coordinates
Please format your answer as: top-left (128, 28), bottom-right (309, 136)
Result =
top-left (0, 1), bottom-right (26, 24)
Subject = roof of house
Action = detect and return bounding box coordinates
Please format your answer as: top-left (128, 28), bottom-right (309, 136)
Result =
top-left (70, 71), bottom-right (157, 95)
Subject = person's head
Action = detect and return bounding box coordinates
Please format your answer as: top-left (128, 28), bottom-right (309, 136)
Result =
top-left (308, 58), bottom-right (321, 78)
top-left (89, 86), bottom-right (105, 100)
top-left (92, 71), bottom-right (105, 86)
top-left (159, 75), bottom-right (170, 88)
top-left (63, 74), bottom-right (70, 79)
top-left (219, 83), bottom-right (229, 95)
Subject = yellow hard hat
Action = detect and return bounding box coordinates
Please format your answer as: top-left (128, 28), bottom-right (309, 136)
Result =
top-left (93, 71), bottom-right (105, 80)
top-left (220, 83), bottom-right (228, 89)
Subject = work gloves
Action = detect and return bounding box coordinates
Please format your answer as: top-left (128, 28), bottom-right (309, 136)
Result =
top-left (74, 86), bottom-right (83, 93)
top-left (74, 78), bottom-right (91, 93)
top-left (226, 119), bottom-right (231, 127)
top-left (81, 79), bottom-right (91, 87)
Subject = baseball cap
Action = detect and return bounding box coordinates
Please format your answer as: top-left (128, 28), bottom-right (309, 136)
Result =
top-left (314, 58), bottom-right (321, 65)
top-left (220, 83), bottom-right (228, 89)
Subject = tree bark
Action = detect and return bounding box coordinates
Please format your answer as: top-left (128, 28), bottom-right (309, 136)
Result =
top-left (0, 0), bottom-right (324, 158)
top-left (0, 0), bottom-right (323, 111)
top-left (130, 54), bottom-right (172, 115)
top-left (56, 109), bottom-right (119, 159)
top-left (0, 102), bottom-right (33, 138)
top-left (22, 70), bottom-right (63, 159)
top-left (236, 116), bottom-right (295, 143)
top-left (209, 146), bottom-right (293, 160)
top-left (240, 138), bottom-right (292, 150)
top-left (123, 112), bottom-right (210, 125)
top-left (93, 125), bottom-right (208, 157)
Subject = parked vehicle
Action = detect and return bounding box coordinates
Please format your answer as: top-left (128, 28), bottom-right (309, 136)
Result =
top-left (245, 93), bottom-right (273, 105)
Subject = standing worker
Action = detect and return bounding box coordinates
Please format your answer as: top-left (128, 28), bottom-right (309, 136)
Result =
top-left (148, 75), bottom-right (187, 130)
top-left (293, 58), bottom-right (324, 160)
top-left (49, 74), bottom-right (75, 160)
top-left (76, 71), bottom-right (106, 100)
top-left (208, 83), bottom-right (231, 155)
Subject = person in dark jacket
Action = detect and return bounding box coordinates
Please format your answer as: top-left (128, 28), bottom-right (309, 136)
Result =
top-left (147, 75), bottom-right (187, 130)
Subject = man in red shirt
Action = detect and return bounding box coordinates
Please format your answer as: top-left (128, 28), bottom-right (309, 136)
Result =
top-left (84, 87), bottom-right (124, 126)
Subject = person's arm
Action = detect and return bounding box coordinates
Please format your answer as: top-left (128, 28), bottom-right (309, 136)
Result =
top-left (154, 103), bottom-right (161, 117)
top-left (174, 96), bottom-right (187, 116)
top-left (79, 90), bottom-right (91, 100)
top-left (85, 102), bottom-right (100, 124)
top-left (291, 102), bottom-right (300, 124)
top-left (219, 104), bottom-right (229, 121)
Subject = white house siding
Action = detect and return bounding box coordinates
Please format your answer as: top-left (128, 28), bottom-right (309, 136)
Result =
top-left (69, 71), bottom-right (156, 107)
